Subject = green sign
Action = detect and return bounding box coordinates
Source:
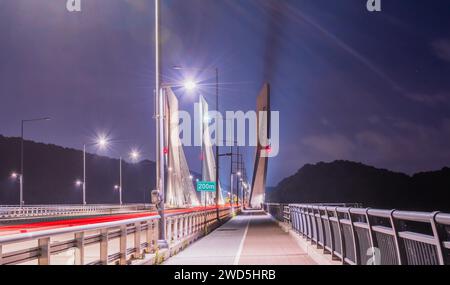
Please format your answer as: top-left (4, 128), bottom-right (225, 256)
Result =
top-left (196, 181), bottom-right (216, 192)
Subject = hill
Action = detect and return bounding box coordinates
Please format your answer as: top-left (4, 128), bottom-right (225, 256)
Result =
top-left (267, 160), bottom-right (450, 212)
top-left (0, 135), bottom-right (156, 204)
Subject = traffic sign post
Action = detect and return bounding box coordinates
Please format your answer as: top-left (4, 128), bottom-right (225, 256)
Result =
top-left (196, 181), bottom-right (217, 234)
top-left (196, 181), bottom-right (217, 193)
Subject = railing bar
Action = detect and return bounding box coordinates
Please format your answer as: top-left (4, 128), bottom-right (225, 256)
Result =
top-left (430, 212), bottom-right (445, 265)
top-left (397, 231), bottom-right (437, 246)
top-left (389, 210), bottom-right (405, 265)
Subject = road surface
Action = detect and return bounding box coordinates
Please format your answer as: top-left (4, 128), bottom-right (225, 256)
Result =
top-left (164, 211), bottom-right (316, 265)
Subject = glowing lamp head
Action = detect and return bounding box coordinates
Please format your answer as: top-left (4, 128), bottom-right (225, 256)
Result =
top-left (75, 180), bottom-right (83, 187)
top-left (129, 150), bottom-right (140, 162)
top-left (11, 172), bottom-right (19, 179)
top-left (183, 80), bottom-right (197, 91)
top-left (96, 135), bottom-right (109, 149)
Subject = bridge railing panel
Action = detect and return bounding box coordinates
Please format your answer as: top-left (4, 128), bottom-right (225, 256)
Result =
top-left (0, 207), bottom-right (234, 265)
top-left (265, 203), bottom-right (450, 265)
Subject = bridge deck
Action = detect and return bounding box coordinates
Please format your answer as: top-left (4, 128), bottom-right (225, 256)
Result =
top-left (164, 211), bottom-right (316, 265)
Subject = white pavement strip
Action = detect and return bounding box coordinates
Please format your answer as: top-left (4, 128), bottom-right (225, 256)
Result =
top-left (232, 218), bottom-right (250, 265)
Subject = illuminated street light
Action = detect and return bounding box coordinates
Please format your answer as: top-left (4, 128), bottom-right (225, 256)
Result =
top-left (189, 175), bottom-right (194, 180)
top-left (75, 180), bottom-right (83, 187)
top-left (183, 79), bottom-right (198, 91)
top-left (96, 135), bottom-right (109, 149)
top-left (82, 134), bottom-right (111, 205)
top-left (11, 172), bottom-right (19, 179)
top-left (129, 149), bottom-right (141, 162)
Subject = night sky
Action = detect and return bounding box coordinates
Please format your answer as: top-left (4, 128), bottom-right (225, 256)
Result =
top-left (1, 0), bottom-right (450, 186)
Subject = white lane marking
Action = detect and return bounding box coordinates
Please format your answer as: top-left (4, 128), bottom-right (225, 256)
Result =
top-left (233, 218), bottom-right (250, 265)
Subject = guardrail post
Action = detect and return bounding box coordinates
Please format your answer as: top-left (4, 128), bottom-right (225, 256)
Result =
top-left (186, 215), bottom-right (191, 235)
top-left (100, 229), bottom-right (109, 265)
top-left (119, 225), bottom-right (127, 265)
top-left (0, 244), bottom-right (3, 265)
top-left (184, 215), bottom-right (189, 236)
top-left (134, 222), bottom-right (143, 259)
top-left (173, 217), bottom-right (179, 241)
top-left (364, 208), bottom-right (377, 265)
top-left (193, 215), bottom-right (198, 233)
top-left (74, 232), bottom-right (85, 265)
top-left (178, 217), bottom-right (183, 239)
top-left (389, 210), bottom-right (406, 265)
top-left (38, 237), bottom-right (51, 265)
top-left (197, 214), bottom-right (201, 232)
top-left (152, 220), bottom-right (159, 251)
top-left (316, 207), bottom-right (324, 249)
top-left (335, 208), bottom-right (345, 265)
top-left (312, 206), bottom-right (319, 245)
top-left (348, 208), bottom-right (360, 265)
top-left (145, 221), bottom-right (153, 252)
top-left (431, 212), bottom-right (445, 265)
top-left (324, 208), bottom-right (332, 255)
top-left (167, 218), bottom-right (173, 242)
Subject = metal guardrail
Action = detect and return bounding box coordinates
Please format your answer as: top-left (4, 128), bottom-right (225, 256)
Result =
top-left (0, 204), bottom-right (155, 219)
top-left (265, 203), bottom-right (450, 265)
top-left (263, 203), bottom-right (360, 224)
top-left (0, 207), bottom-right (234, 265)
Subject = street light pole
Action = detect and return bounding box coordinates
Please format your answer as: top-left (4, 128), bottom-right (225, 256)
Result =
top-left (119, 157), bottom-right (123, 205)
top-left (215, 67), bottom-right (220, 221)
top-left (83, 144), bottom-right (86, 205)
top-left (20, 117), bottom-right (50, 207)
top-left (20, 122), bottom-right (24, 207)
top-left (155, 0), bottom-right (166, 243)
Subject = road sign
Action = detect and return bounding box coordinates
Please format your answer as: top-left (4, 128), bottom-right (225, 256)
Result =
top-left (196, 181), bottom-right (216, 192)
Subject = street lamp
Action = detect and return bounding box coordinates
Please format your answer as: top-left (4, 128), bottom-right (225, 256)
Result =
top-left (130, 149), bottom-right (140, 162)
top-left (183, 79), bottom-right (198, 91)
top-left (116, 149), bottom-right (141, 205)
top-left (82, 135), bottom-right (109, 205)
top-left (20, 117), bottom-right (51, 207)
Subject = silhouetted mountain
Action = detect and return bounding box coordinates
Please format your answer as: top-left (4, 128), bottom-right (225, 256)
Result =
top-left (267, 161), bottom-right (450, 212)
top-left (0, 135), bottom-right (156, 205)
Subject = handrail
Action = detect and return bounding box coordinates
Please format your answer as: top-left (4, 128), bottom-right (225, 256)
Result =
top-left (0, 207), bottom-right (234, 265)
top-left (264, 203), bottom-right (450, 265)
top-left (0, 204), bottom-right (155, 219)
top-left (0, 215), bottom-right (160, 245)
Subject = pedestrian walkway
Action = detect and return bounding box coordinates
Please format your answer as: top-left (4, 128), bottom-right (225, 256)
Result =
top-left (164, 211), bottom-right (316, 265)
